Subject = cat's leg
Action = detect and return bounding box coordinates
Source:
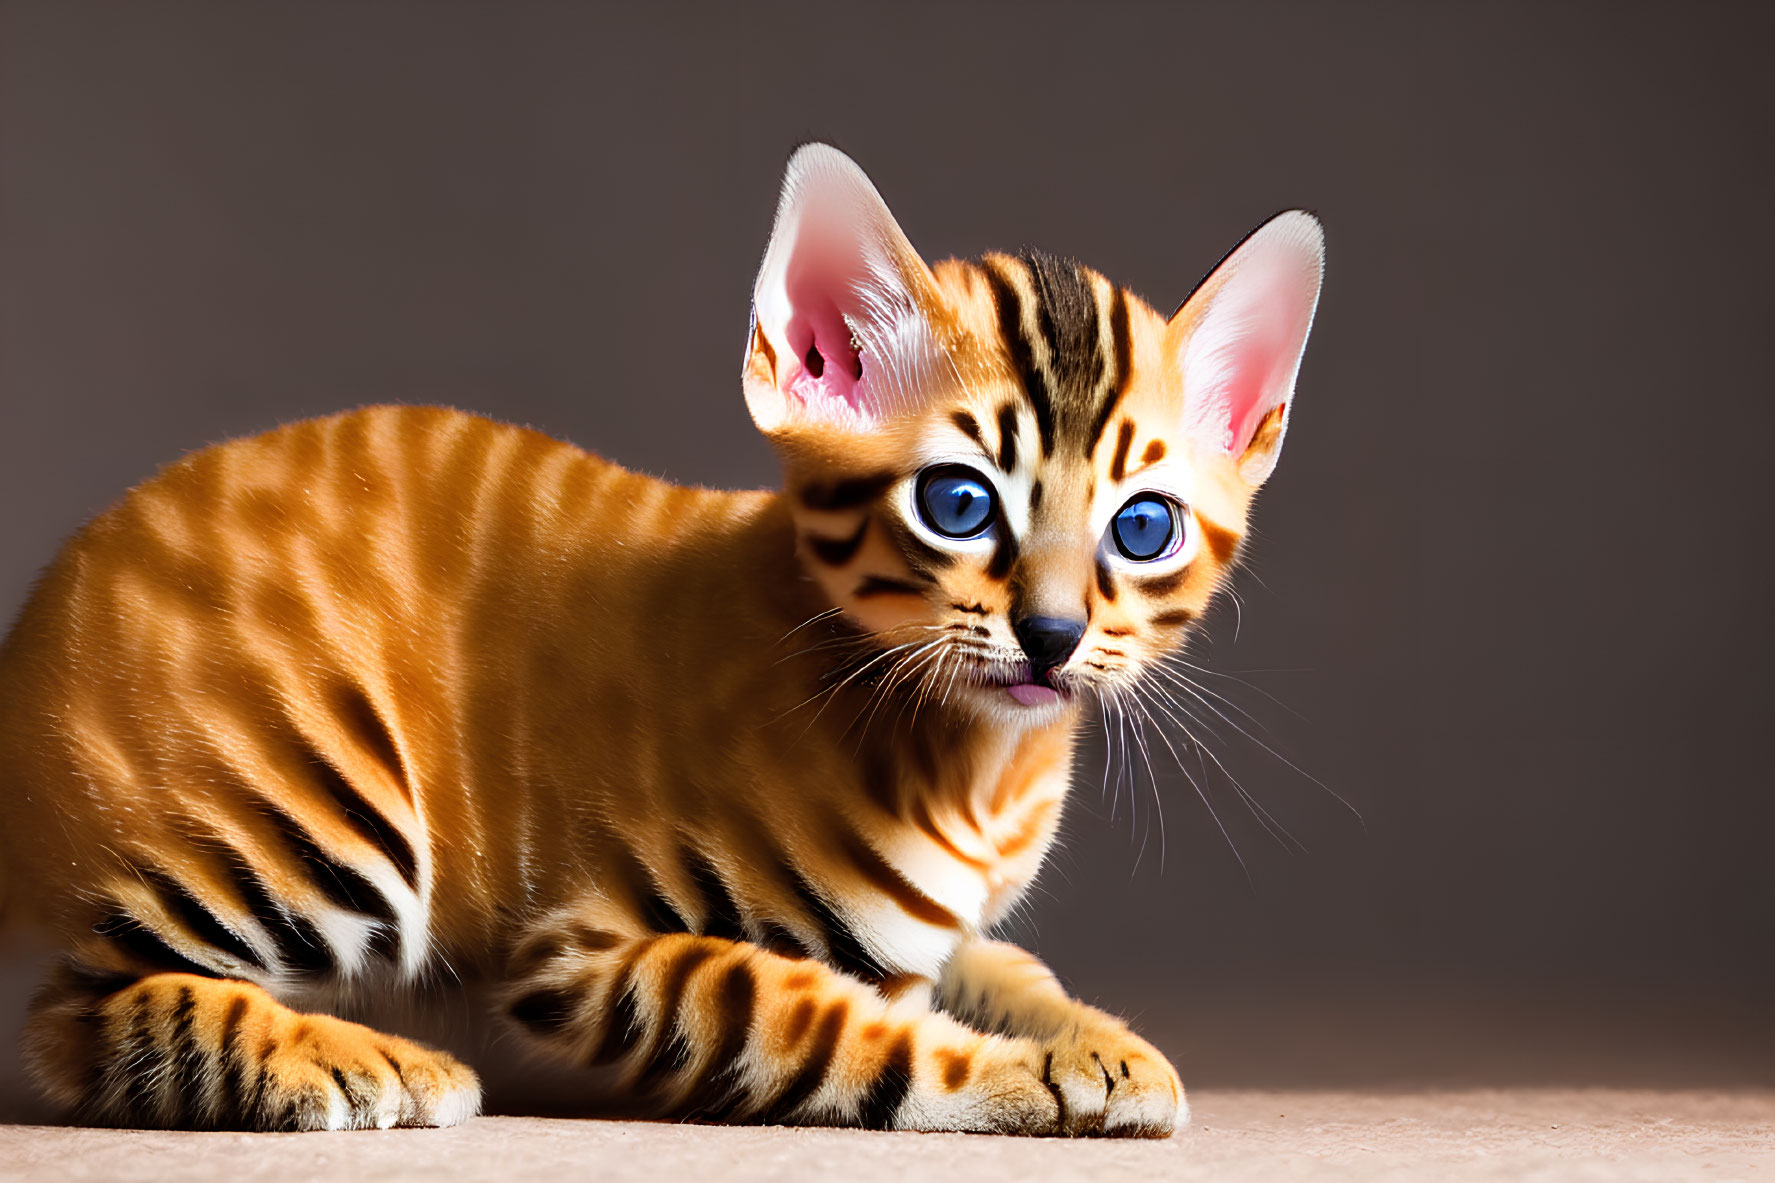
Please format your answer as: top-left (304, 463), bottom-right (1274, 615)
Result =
top-left (24, 964), bottom-right (480, 1130)
top-left (500, 916), bottom-right (1063, 1134)
top-left (936, 939), bottom-right (1184, 1137)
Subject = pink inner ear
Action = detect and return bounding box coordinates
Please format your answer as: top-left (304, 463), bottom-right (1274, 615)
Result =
top-left (1182, 235), bottom-right (1319, 458)
top-left (784, 284), bottom-right (865, 417)
top-left (1221, 334), bottom-right (1289, 455)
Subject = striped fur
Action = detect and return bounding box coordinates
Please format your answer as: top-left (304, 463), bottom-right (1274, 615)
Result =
top-left (0, 145), bottom-right (1322, 1135)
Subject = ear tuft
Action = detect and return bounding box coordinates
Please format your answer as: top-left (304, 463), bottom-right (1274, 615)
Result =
top-left (744, 145), bottom-right (946, 435)
top-left (1173, 210), bottom-right (1325, 485)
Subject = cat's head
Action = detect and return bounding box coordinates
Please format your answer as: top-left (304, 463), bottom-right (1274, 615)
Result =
top-left (744, 144), bottom-right (1322, 727)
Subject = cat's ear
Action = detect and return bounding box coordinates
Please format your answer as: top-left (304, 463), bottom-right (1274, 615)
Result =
top-left (743, 144), bottom-right (947, 435)
top-left (1169, 210), bottom-right (1324, 485)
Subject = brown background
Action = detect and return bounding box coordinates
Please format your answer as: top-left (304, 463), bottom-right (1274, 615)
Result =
top-left (2, 1), bottom-right (1771, 1102)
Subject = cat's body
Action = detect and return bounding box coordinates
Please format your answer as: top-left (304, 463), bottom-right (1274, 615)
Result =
top-left (0, 146), bottom-right (1323, 1135)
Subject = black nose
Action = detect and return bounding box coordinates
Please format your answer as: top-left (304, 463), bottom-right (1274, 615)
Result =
top-left (1013, 615), bottom-right (1086, 684)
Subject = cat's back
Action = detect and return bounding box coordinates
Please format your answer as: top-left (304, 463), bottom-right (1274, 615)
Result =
top-left (2, 404), bottom-right (615, 691)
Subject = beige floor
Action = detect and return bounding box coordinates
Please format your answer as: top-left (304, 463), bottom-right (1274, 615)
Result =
top-left (3, 1090), bottom-right (1772, 1182)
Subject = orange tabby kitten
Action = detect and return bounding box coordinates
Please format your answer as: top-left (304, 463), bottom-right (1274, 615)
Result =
top-left (0, 145), bottom-right (1323, 1135)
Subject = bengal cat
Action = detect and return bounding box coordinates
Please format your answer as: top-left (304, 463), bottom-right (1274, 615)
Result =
top-left (0, 144), bottom-right (1323, 1135)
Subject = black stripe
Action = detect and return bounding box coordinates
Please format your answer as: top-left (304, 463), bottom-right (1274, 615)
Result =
top-left (325, 681), bottom-right (413, 806)
top-left (830, 823), bottom-right (959, 928)
top-left (142, 868), bottom-right (266, 971)
top-left (877, 515), bottom-right (957, 575)
top-left (590, 972), bottom-right (644, 1067)
top-left (638, 889), bottom-right (689, 935)
top-left (1087, 288), bottom-right (1133, 456)
top-left (683, 852), bottom-right (749, 944)
top-left (949, 410), bottom-right (986, 451)
top-left (1022, 250), bottom-right (1104, 441)
top-left (610, 844), bottom-right (691, 935)
top-left (96, 990), bottom-right (161, 1115)
top-left (673, 961), bottom-right (757, 1120)
top-left (985, 505), bottom-right (1021, 581)
top-left (800, 471), bottom-right (897, 512)
top-left (1042, 1051), bottom-right (1067, 1129)
top-left (331, 1066), bottom-right (375, 1122)
top-left (207, 837), bottom-right (334, 976)
top-left (92, 914), bottom-right (218, 979)
top-left (756, 923), bottom-right (812, 961)
top-left (789, 873), bottom-right (886, 980)
top-left (248, 1034), bottom-right (275, 1126)
top-left (1029, 258), bottom-right (1063, 365)
top-left (1030, 479), bottom-right (1043, 511)
top-left (982, 261), bottom-right (1056, 456)
top-left (854, 574), bottom-right (930, 599)
top-left (298, 742), bottom-right (419, 892)
top-left (634, 944), bottom-right (716, 1095)
top-left (218, 994), bottom-right (250, 1124)
top-left (853, 1029), bottom-right (914, 1129)
top-left (994, 402), bottom-right (1019, 473)
top-left (1109, 419), bottom-right (1136, 482)
top-left (509, 987), bottom-right (581, 1035)
top-left (1095, 559), bottom-right (1118, 602)
top-left (573, 924), bottom-right (625, 951)
top-left (257, 802), bottom-right (398, 928)
top-left (806, 518), bottom-right (869, 567)
top-left (642, 1028), bottom-right (697, 1098)
top-left (365, 918), bottom-right (401, 962)
top-left (508, 933), bottom-right (564, 977)
top-left (1135, 570), bottom-right (1189, 597)
top-left (762, 1000), bottom-right (847, 1124)
top-left (709, 811), bottom-right (816, 961)
top-left (168, 986), bottom-right (201, 1126)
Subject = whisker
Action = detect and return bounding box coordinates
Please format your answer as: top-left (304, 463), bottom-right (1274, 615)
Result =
top-left (771, 635), bottom-right (932, 735)
top-left (1148, 665), bottom-right (1362, 824)
top-left (873, 638), bottom-right (951, 738)
top-left (1134, 679), bottom-right (1303, 854)
top-left (1121, 681), bottom-right (1249, 881)
top-left (773, 604), bottom-right (845, 647)
top-left (1124, 690), bottom-right (1170, 874)
top-left (1159, 655), bottom-right (1309, 721)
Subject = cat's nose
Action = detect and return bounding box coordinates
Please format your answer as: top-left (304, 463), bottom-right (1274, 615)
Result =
top-left (1013, 615), bottom-right (1086, 684)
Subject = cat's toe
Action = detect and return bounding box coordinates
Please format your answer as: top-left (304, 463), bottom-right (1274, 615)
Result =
top-left (376, 1037), bottom-right (481, 1128)
top-left (1040, 1015), bottom-right (1184, 1138)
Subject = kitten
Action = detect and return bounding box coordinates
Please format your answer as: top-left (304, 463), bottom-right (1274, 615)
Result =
top-left (0, 144), bottom-right (1323, 1135)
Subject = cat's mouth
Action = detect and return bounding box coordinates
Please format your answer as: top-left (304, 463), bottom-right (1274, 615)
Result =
top-left (963, 660), bottom-right (1075, 708)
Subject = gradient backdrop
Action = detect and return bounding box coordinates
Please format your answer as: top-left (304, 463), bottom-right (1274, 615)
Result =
top-left (2, 1), bottom-right (1771, 1103)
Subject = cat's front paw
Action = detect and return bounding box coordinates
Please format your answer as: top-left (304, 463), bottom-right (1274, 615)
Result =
top-left (1036, 1010), bottom-right (1184, 1138)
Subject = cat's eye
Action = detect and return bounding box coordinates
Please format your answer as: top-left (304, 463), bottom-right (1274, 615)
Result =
top-left (1111, 495), bottom-right (1181, 562)
top-left (915, 465), bottom-right (997, 539)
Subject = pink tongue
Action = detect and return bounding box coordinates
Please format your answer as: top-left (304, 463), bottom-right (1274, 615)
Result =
top-left (1007, 683), bottom-right (1061, 707)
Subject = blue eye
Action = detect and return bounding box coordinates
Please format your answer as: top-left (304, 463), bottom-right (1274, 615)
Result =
top-left (1111, 495), bottom-right (1179, 561)
top-left (915, 466), bottom-right (996, 539)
